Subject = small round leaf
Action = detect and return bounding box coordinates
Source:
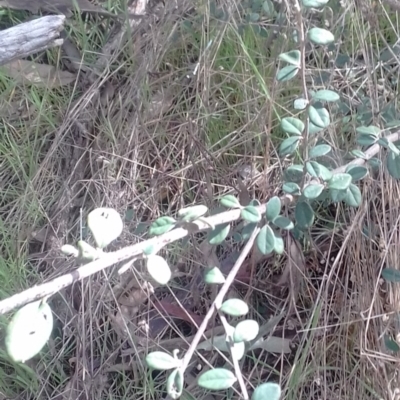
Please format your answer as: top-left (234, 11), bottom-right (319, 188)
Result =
top-left (345, 165), bottom-right (368, 182)
top-left (241, 205), bottom-right (261, 222)
top-left (309, 105), bottom-right (329, 128)
top-left (282, 182), bottom-right (301, 195)
top-left (204, 267), bottom-right (226, 285)
top-left (197, 368), bottom-right (237, 390)
top-left (281, 117), bottom-right (304, 136)
top-left (178, 205), bottom-right (208, 222)
top-left (146, 351), bottom-right (179, 370)
top-left (149, 216), bottom-right (176, 236)
top-left (312, 89), bottom-right (340, 102)
top-left (87, 208), bottom-right (123, 249)
top-left (6, 300), bottom-right (53, 363)
top-left (276, 65), bottom-right (299, 82)
top-left (265, 196), bottom-right (281, 221)
top-left (294, 98), bottom-right (308, 109)
top-left (308, 27), bottom-right (335, 45)
top-left (220, 299), bottom-right (249, 316)
top-left (256, 225), bottom-right (276, 255)
top-left (309, 144), bottom-right (332, 158)
top-left (387, 150), bottom-right (400, 179)
top-left (252, 382), bottom-right (281, 400)
top-left (328, 173), bottom-right (352, 190)
top-left (146, 255), bottom-right (172, 285)
top-left (278, 50), bottom-right (301, 66)
top-left (233, 320), bottom-right (260, 343)
top-left (303, 183), bottom-right (324, 199)
top-left (295, 201), bottom-right (314, 229)
top-left (167, 368), bottom-right (184, 399)
top-left (220, 195), bottom-right (241, 208)
top-left (344, 184), bottom-right (362, 207)
top-left (208, 223), bottom-right (230, 245)
top-left (279, 136), bottom-right (301, 157)
top-left (274, 235), bottom-right (284, 254)
top-left (272, 216), bottom-right (294, 230)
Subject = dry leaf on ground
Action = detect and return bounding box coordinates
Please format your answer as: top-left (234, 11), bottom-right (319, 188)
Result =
top-left (0, 0), bottom-right (114, 16)
top-left (0, 60), bottom-right (76, 87)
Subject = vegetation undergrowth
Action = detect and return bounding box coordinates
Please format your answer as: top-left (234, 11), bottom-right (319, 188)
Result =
top-left (2, 0), bottom-right (400, 399)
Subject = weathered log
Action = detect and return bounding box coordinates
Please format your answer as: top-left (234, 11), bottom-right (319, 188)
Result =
top-left (0, 15), bottom-right (66, 66)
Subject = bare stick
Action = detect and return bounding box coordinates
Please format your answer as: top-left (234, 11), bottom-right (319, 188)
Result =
top-left (0, 16), bottom-right (66, 66)
top-left (0, 130), bottom-right (397, 315)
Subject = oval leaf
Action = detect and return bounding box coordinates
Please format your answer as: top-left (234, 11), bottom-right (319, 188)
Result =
top-left (272, 216), bottom-right (294, 230)
top-left (306, 161), bottom-right (333, 181)
top-left (382, 268), bottom-right (400, 282)
top-left (346, 165), bottom-right (368, 182)
top-left (197, 368), bottom-right (237, 390)
top-left (387, 150), bottom-right (400, 179)
top-left (282, 182), bottom-right (301, 195)
top-left (312, 89), bottom-right (340, 102)
top-left (256, 225), bottom-right (276, 255)
top-left (281, 117), bottom-right (304, 136)
top-left (252, 382), bottom-right (281, 400)
top-left (241, 205), bottom-right (261, 222)
top-left (6, 300), bottom-right (53, 363)
top-left (204, 267), bottom-right (226, 285)
top-left (303, 183), bottom-right (324, 199)
top-left (178, 205), bottom-right (208, 222)
top-left (284, 164), bottom-right (304, 183)
top-left (295, 201), bottom-right (314, 229)
top-left (344, 184), bottom-right (362, 207)
top-left (220, 299), bottom-right (249, 316)
top-left (220, 195), bottom-right (241, 208)
top-left (276, 65), bottom-right (299, 82)
top-left (309, 105), bottom-right (329, 128)
top-left (208, 223), bottom-right (230, 245)
top-left (146, 351), bottom-right (179, 370)
top-left (146, 255), bottom-right (172, 285)
top-left (87, 208), bottom-right (123, 249)
top-left (308, 27), bottom-right (335, 45)
top-left (265, 196), bottom-right (281, 221)
top-left (278, 50), bottom-right (301, 66)
top-left (279, 136), bottom-right (301, 157)
top-left (233, 320), bottom-right (260, 343)
top-left (167, 369), bottom-right (184, 399)
top-left (149, 216), bottom-right (176, 236)
top-left (274, 235), bottom-right (284, 254)
top-left (328, 173), bottom-right (352, 190)
top-left (309, 144), bottom-right (332, 158)
top-left (294, 98), bottom-right (308, 109)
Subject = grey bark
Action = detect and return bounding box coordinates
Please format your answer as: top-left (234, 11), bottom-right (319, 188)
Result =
top-left (0, 15), bottom-right (66, 66)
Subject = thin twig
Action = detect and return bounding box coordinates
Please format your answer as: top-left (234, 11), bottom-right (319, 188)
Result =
top-left (0, 130), bottom-right (397, 316)
top-left (178, 227), bottom-right (260, 382)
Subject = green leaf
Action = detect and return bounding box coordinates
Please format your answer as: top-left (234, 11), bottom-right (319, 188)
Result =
top-left (197, 368), bottom-right (237, 390)
top-left (276, 65), bottom-right (299, 82)
top-left (294, 98), bottom-right (308, 110)
top-left (384, 336), bottom-right (400, 352)
top-left (309, 144), bottom-right (332, 158)
top-left (77, 240), bottom-right (99, 261)
top-left (378, 137), bottom-right (400, 155)
top-left (272, 216), bottom-right (294, 230)
top-left (387, 150), bottom-right (400, 179)
top-left (382, 268), bottom-right (400, 282)
top-left (330, 189), bottom-right (348, 203)
top-left (274, 235), bottom-right (284, 254)
top-left (265, 196), bottom-right (281, 221)
top-left (146, 255), bottom-right (171, 285)
top-left (281, 117), bottom-right (304, 136)
top-left (282, 182), bottom-right (301, 195)
top-left (328, 173), bottom-right (352, 190)
top-left (146, 351), bottom-right (179, 370)
top-left (356, 125), bottom-right (381, 135)
top-left (204, 267), bottom-right (226, 285)
top-left (303, 183), bottom-right (325, 199)
top-left (208, 223), bottom-right (230, 245)
top-left (344, 184), bottom-right (362, 207)
top-left (249, 12), bottom-right (260, 21)
top-left (252, 383), bottom-right (281, 400)
top-left (149, 216), bottom-right (177, 236)
top-left (220, 195), bottom-right (241, 208)
top-left (220, 299), bottom-right (249, 316)
top-left (256, 225), bottom-right (276, 255)
top-left (278, 50), bottom-right (301, 66)
top-left (312, 89), bottom-right (340, 102)
top-left (279, 136), bottom-right (301, 156)
top-left (167, 369), bottom-right (184, 399)
top-left (233, 320), bottom-right (260, 343)
top-left (368, 157), bottom-right (382, 171)
top-left (351, 149), bottom-right (367, 159)
top-left (308, 106), bottom-right (329, 128)
top-left (345, 165), bottom-right (369, 182)
top-left (284, 165), bottom-right (304, 183)
top-left (306, 161), bottom-right (333, 181)
top-left (295, 201), bottom-right (314, 229)
top-left (178, 205), bottom-right (208, 222)
top-left (241, 222), bottom-right (258, 241)
top-left (262, 0), bottom-right (275, 16)
top-left (308, 27), bottom-right (335, 45)
top-left (357, 133), bottom-right (378, 146)
top-left (87, 208), bottom-right (123, 249)
top-left (241, 205), bottom-right (261, 222)
top-left (6, 300), bottom-right (53, 363)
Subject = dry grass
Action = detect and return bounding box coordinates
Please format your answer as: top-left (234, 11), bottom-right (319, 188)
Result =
top-left (1, 0), bottom-right (400, 399)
